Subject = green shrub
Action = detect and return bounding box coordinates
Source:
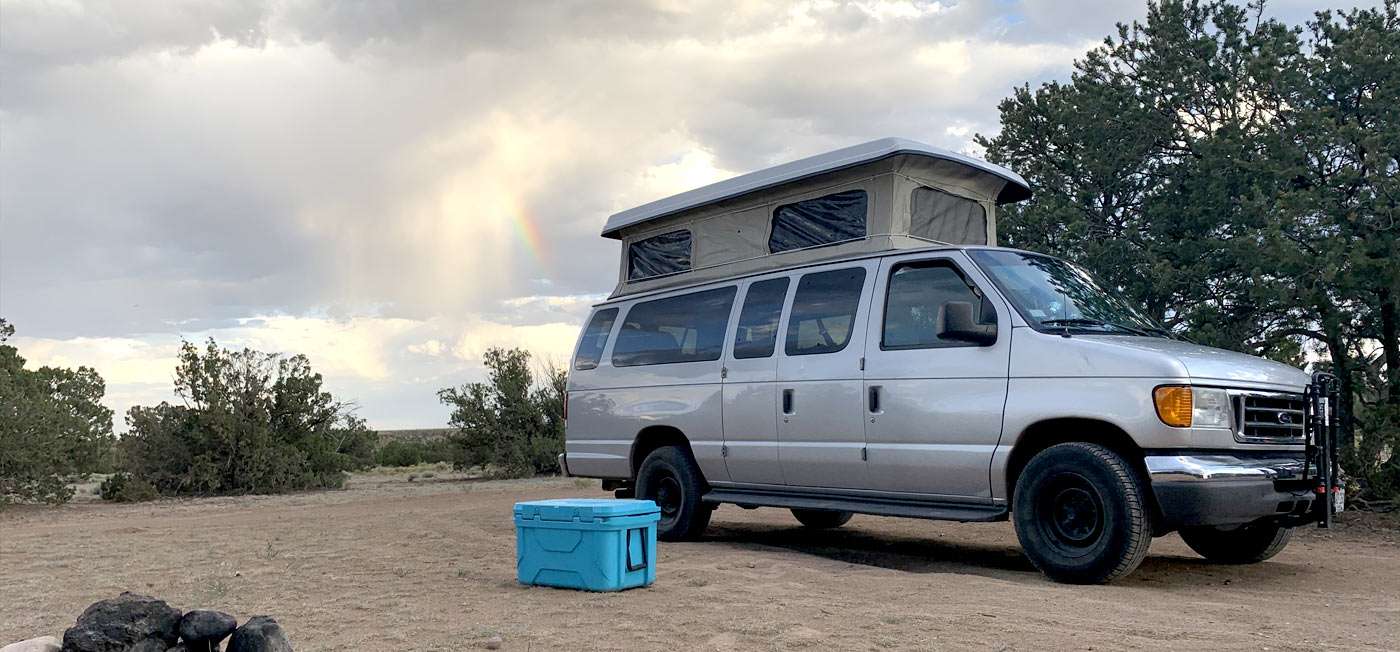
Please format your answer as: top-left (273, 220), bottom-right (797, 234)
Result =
top-left (376, 440), bottom-right (422, 467)
top-left (438, 348), bottom-right (566, 478)
top-left (375, 439), bottom-right (456, 467)
top-left (111, 339), bottom-right (378, 498)
top-left (0, 319), bottom-right (116, 506)
top-left (1350, 403), bottom-right (1400, 503)
top-left (99, 472), bottom-right (158, 502)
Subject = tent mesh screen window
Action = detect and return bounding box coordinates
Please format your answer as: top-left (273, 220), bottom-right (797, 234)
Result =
top-left (768, 190), bottom-right (868, 254)
top-left (909, 186), bottom-right (987, 245)
top-left (627, 230), bottom-right (693, 280)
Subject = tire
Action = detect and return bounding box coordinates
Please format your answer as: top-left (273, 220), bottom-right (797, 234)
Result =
top-left (1180, 522), bottom-right (1292, 564)
top-left (790, 508), bottom-right (853, 529)
top-left (1012, 442), bottom-right (1152, 584)
top-left (635, 445), bottom-right (713, 541)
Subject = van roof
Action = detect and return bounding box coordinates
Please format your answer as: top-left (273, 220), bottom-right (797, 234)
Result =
top-left (600, 137), bottom-right (1032, 239)
top-left (592, 243), bottom-right (1035, 307)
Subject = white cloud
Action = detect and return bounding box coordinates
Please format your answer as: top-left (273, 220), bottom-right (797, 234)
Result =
top-left (450, 320), bottom-right (580, 369)
top-left (407, 339), bottom-right (448, 357)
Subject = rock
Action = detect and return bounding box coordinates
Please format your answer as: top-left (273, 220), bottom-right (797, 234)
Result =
top-left (225, 617), bottom-right (290, 652)
top-left (1, 636), bottom-right (61, 652)
top-left (483, 635), bottom-right (503, 650)
top-left (178, 611), bottom-right (236, 644)
top-left (125, 641), bottom-right (167, 652)
top-left (61, 593), bottom-right (181, 652)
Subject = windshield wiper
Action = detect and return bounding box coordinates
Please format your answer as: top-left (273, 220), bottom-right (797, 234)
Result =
top-left (1041, 318), bottom-right (1160, 337)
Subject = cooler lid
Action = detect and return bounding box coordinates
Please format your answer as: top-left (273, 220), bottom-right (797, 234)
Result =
top-left (513, 498), bottom-right (660, 522)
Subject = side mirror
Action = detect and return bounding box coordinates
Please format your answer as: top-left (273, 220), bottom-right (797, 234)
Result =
top-left (940, 301), bottom-right (997, 345)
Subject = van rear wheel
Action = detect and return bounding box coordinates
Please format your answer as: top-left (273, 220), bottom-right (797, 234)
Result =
top-left (791, 509), bottom-right (853, 529)
top-left (1013, 442), bottom-right (1151, 584)
top-left (636, 446), bottom-right (712, 541)
top-left (1180, 522), bottom-right (1292, 564)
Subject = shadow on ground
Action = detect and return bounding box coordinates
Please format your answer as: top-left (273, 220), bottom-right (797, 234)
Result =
top-left (702, 519), bottom-right (1321, 589)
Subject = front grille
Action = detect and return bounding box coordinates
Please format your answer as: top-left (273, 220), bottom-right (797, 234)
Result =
top-left (1234, 392), bottom-right (1306, 443)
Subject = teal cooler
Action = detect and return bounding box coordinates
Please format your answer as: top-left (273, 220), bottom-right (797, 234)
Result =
top-left (514, 498), bottom-right (660, 591)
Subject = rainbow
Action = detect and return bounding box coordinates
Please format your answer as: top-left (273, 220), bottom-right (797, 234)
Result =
top-left (505, 197), bottom-right (549, 266)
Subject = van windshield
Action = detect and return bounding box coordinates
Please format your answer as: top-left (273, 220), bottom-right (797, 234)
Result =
top-left (968, 249), bottom-right (1168, 337)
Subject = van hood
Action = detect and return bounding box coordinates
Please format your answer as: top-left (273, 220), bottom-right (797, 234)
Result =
top-left (1077, 336), bottom-right (1309, 391)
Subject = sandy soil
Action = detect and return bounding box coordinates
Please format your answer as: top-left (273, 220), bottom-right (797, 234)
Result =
top-left (2, 469), bottom-right (1397, 651)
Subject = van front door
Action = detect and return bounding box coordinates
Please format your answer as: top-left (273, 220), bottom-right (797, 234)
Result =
top-left (776, 263), bottom-right (876, 490)
top-left (863, 252), bottom-right (1010, 500)
top-left (721, 276), bottom-right (792, 486)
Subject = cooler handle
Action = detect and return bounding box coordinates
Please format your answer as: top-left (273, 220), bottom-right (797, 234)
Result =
top-left (625, 527), bottom-right (648, 572)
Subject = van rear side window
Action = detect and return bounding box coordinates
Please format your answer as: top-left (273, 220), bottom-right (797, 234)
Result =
top-left (769, 190), bottom-right (868, 254)
top-left (613, 286), bottom-right (737, 367)
top-left (627, 230), bottom-right (692, 280)
top-left (574, 308), bottom-right (618, 370)
top-left (733, 277), bottom-right (790, 359)
top-left (785, 267), bottom-right (866, 356)
top-left (909, 186), bottom-right (987, 245)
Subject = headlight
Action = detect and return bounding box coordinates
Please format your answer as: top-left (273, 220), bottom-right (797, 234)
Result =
top-left (1153, 386), bottom-right (1232, 428)
top-left (1191, 387), bottom-right (1232, 428)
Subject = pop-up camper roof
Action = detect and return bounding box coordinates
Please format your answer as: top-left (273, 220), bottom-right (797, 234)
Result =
top-left (605, 137), bottom-right (1031, 298)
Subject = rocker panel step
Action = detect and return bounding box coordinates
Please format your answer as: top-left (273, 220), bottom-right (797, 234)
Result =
top-left (702, 488), bottom-right (1008, 522)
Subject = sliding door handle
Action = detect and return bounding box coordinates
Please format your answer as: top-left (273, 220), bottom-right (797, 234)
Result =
top-left (781, 388), bottom-right (794, 415)
top-left (868, 385), bottom-right (882, 414)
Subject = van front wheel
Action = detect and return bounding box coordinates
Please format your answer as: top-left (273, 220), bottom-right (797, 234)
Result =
top-left (636, 446), bottom-right (712, 541)
top-left (1013, 442), bottom-right (1152, 584)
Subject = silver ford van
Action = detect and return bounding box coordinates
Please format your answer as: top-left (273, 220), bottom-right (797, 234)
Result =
top-left (562, 138), bottom-right (1341, 584)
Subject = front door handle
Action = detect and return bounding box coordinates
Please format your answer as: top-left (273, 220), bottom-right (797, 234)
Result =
top-left (781, 388), bottom-right (794, 415)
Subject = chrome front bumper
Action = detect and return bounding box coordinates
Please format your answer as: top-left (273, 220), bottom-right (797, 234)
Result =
top-left (558, 452), bottom-right (570, 477)
top-left (1145, 453), bottom-right (1315, 528)
top-left (1145, 454), bottom-right (1308, 482)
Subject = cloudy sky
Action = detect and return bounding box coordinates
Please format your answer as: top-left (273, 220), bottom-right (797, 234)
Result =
top-left (0, 0), bottom-right (1367, 429)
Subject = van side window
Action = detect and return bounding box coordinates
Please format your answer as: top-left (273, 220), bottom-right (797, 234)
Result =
top-left (785, 267), bottom-right (866, 356)
top-left (909, 187), bottom-right (988, 245)
top-left (613, 286), bottom-right (737, 367)
top-left (574, 308), bottom-right (618, 370)
top-left (882, 261), bottom-right (995, 350)
top-left (627, 230), bottom-right (692, 281)
top-left (732, 278), bottom-right (790, 359)
top-left (769, 190), bottom-right (868, 254)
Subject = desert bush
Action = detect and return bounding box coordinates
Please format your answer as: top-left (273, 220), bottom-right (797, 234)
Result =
top-left (438, 348), bottom-right (566, 478)
top-left (375, 439), bottom-right (455, 467)
top-left (0, 319), bottom-right (116, 505)
top-left (99, 472), bottom-right (158, 502)
top-left (1350, 403), bottom-right (1400, 503)
top-left (112, 339), bottom-right (378, 498)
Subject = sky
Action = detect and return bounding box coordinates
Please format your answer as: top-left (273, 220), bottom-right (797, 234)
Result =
top-left (0, 0), bottom-right (1371, 430)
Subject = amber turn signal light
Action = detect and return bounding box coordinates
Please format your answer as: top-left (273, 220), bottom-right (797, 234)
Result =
top-left (1153, 385), bottom-right (1193, 427)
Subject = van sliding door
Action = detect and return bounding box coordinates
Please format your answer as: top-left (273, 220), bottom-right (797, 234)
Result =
top-left (775, 261), bottom-right (877, 490)
top-left (720, 276), bottom-right (793, 486)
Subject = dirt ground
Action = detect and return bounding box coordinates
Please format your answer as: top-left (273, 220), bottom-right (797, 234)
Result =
top-left (2, 469), bottom-right (1398, 651)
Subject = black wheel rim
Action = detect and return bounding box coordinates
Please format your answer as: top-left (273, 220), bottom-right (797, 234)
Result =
top-left (648, 474), bottom-right (683, 520)
top-left (1038, 472), bottom-right (1105, 553)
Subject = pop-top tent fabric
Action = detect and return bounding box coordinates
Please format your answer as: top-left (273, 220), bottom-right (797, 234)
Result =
top-left (604, 137), bottom-right (1031, 298)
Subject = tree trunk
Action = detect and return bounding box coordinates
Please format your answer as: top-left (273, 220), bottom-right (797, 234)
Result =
top-left (1379, 287), bottom-right (1400, 406)
top-left (1322, 311), bottom-right (1355, 453)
